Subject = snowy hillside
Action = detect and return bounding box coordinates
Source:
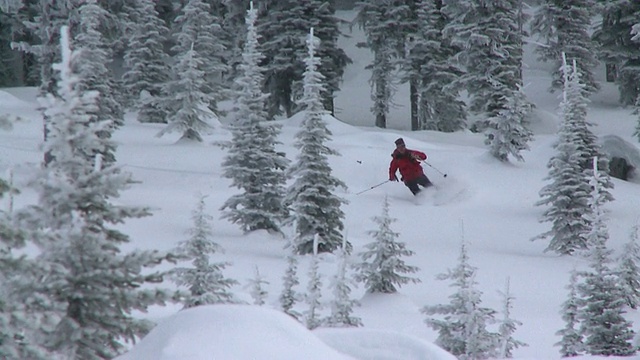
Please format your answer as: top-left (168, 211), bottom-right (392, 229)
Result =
top-left (1, 9), bottom-right (640, 360)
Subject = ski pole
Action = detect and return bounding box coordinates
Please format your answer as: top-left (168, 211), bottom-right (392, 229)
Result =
top-left (355, 180), bottom-right (390, 195)
top-left (421, 161), bottom-right (447, 178)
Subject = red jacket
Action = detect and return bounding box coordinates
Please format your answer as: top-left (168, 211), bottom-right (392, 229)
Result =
top-left (389, 149), bottom-right (427, 182)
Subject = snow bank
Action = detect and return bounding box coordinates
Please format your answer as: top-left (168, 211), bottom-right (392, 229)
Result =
top-left (599, 135), bottom-right (640, 168)
top-left (599, 134), bottom-right (640, 181)
top-left (115, 304), bottom-right (354, 360)
top-left (0, 90), bottom-right (34, 110)
top-left (315, 327), bottom-right (457, 360)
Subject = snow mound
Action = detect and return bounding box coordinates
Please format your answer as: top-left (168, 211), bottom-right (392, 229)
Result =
top-left (0, 90), bottom-right (34, 109)
top-left (282, 110), bottom-right (362, 135)
top-left (315, 328), bottom-right (457, 360)
top-left (115, 304), bottom-right (354, 360)
top-left (599, 134), bottom-right (640, 182)
top-left (599, 134), bottom-right (640, 168)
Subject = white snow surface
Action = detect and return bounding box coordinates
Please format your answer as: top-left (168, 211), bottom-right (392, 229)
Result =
top-left (115, 305), bottom-right (355, 360)
top-left (315, 327), bottom-right (457, 360)
top-left (2, 9), bottom-right (640, 360)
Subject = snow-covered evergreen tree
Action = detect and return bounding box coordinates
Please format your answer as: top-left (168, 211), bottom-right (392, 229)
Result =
top-left (157, 44), bottom-right (219, 142)
top-left (0, 185), bottom-right (49, 359)
top-left (354, 195), bottom-right (420, 294)
top-left (530, 0), bottom-right (599, 96)
top-left (15, 27), bottom-right (175, 359)
top-left (326, 241), bottom-right (362, 328)
top-left (408, 0), bottom-right (466, 132)
top-left (496, 277), bottom-right (527, 358)
top-left (159, 0), bottom-right (227, 141)
top-left (247, 266), bottom-right (269, 306)
top-left (553, 60), bottom-right (612, 184)
top-left (259, 0), bottom-right (350, 118)
top-left (122, 0), bottom-right (171, 123)
top-left (535, 57), bottom-right (611, 255)
top-left (74, 0), bottom-right (123, 165)
top-left (422, 239), bottom-right (498, 359)
top-left (0, 259), bottom-right (49, 359)
top-left (485, 86), bottom-right (533, 162)
top-left (280, 240), bottom-right (301, 319)
top-left (173, 196), bottom-right (237, 308)
top-left (442, 0), bottom-right (527, 133)
top-left (356, 0), bottom-right (402, 128)
top-left (631, 24), bottom-right (640, 142)
top-left (617, 224), bottom-right (640, 309)
top-left (13, 0), bottom-right (67, 96)
top-left (594, 1), bottom-right (640, 106)
top-left (578, 158), bottom-right (635, 356)
top-left (171, 0), bottom-right (227, 108)
top-left (12, 0), bottom-right (70, 164)
top-left (221, 3), bottom-right (289, 234)
top-left (286, 28), bottom-right (348, 255)
top-left (304, 235), bottom-right (323, 330)
top-left (555, 269), bottom-right (584, 357)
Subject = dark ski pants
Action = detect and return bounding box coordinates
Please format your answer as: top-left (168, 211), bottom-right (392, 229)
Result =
top-left (405, 174), bottom-right (433, 195)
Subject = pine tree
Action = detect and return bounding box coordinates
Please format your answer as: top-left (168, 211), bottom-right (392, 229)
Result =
top-left (440, 0), bottom-right (535, 156)
top-left (221, 3), bottom-right (289, 234)
top-left (0, 258), bottom-right (50, 359)
top-left (172, 0), bottom-right (227, 108)
top-left (408, 0), bottom-right (466, 132)
top-left (617, 224), bottom-right (640, 309)
top-left (159, 0), bottom-right (227, 141)
top-left (74, 0), bottom-right (123, 165)
top-left (485, 86), bottom-right (533, 162)
top-left (578, 158), bottom-right (636, 356)
top-left (304, 235), bottom-right (323, 330)
top-left (280, 240), bottom-right (301, 319)
top-left (555, 269), bottom-right (584, 357)
top-left (173, 196), bottom-right (237, 308)
top-left (594, 1), bottom-right (640, 106)
top-left (286, 29), bottom-right (348, 254)
top-left (258, 0), bottom-right (350, 118)
top-left (122, 0), bottom-right (171, 123)
top-left (15, 27), bottom-right (175, 359)
top-left (530, 0), bottom-right (599, 96)
top-left (12, 0), bottom-right (70, 164)
top-left (534, 58), bottom-right (604, 255)
top-left (442, 0), bottom-right (527, 131)
top-left (0, 9), bottom-right (20, 87)
top-left (248, 266), bottom-right (269, 306)
top-left (0, 184), bottom-right (49, 359)
top-left (631, 24), bottom-right (640, 142)
top-left (326, 243), bottom-right (362, 328)
top-left (359, 0), bottom-right (417, 129)
top-left (13, 0), bottom-right (67, 96)
top-left (422, 239), bottom-right (498, 359)
top-left (218, 0), bottom-right (251, 83)
top-left (354, 195), bottom-right (420, 294)
top-left (553, 60), bottom-right (612, 186)
top-left (157, 44), bottom-right (219, 142)
top-left (356, 0), bottom-right (403, 128)
top-left (496, 278), bottom-right (527, 358)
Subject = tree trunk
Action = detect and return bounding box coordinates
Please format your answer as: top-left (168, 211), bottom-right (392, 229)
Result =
top-left (606, 63), bottom-right (617, 82)
top-left (410, 79), bottom-right (419, 131)
top-left (374, 77), bottom-right (386, 128)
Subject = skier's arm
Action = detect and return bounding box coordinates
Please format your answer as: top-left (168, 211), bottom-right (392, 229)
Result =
top-left (389, 158), bottom-right (398, 181)
top-left (410, 150), bottom-right (427, 161)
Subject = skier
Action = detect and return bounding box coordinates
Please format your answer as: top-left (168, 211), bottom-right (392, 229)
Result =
top-left (389, 138), bottom-right (433, 195)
